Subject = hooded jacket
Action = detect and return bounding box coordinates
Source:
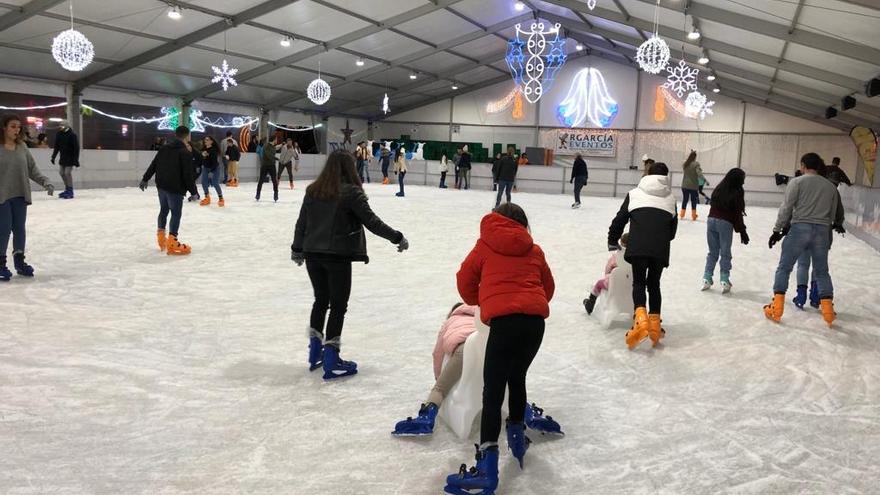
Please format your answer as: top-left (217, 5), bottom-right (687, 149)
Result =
top-left (292, 183), bottom-right (402, 263)
top-left (432, 304), bottom-right (478, 379)
top-left (141, 139), bottom-right (198, 196)
top-left (495, 155), bottom-right (518, 182)
top-left (457, 213), bottom-right (555, 324)
top-left (608, 174), bottom-right (678, 266)
top-left (51, 127), bottom-right (79, 167)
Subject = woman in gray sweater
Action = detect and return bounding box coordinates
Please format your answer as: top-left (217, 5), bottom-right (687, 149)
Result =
top-left (0, 114), bottom-right (55, 280)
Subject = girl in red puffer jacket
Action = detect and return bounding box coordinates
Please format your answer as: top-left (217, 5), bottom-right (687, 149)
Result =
top-left (444, 203), bottom-right (555, 495)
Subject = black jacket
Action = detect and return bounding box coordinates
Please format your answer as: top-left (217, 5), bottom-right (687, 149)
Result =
top-left (495, 155), bottom-right (518, 182)
top-left (571, 157), bottom-right (588, 182)
top-left (202, 146), bottom-right (220, 170)
top-left (292, 184), bottom-right (402, 263)
top-left (458, 152), bottom-right (472, 170)
top-left (825, 165), bottom-right (852, 187)
top-left (52, 128), bottom-right (80, 167)
top-left (225, 143), bottom-right (241, 162)
top-left (142, 139), bottom-right (197, 196)
top-left (608, 175), bottom-right (678, 267)
top-left (260, 145), bottom-right (276, 170)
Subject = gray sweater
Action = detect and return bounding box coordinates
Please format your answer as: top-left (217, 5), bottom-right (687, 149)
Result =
top-left (774, 174), bottom-right (844, 232)
top-left (0, 143), bottom-right (52, 205)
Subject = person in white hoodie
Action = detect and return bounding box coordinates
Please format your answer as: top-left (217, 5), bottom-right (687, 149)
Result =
top-left (607, 162), bottom-right (678, 350)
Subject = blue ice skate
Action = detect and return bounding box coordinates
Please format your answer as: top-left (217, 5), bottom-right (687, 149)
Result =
top-left (524, 402), bottom-right (564, 436)
top-left (322, 346), bottom-right (357, 380)
top-left (0, 256), bottom-right (11, 282)
top-left (392, 403), bottom-right (438, 436)
top-left (308, 334), bottom-right (323, 372)
top-left (809, 281), bottom-right (820, 309)
top-left (506, 419), bottom-right (531, 469)
top-left (13, 253), bottom-right (33, 277)
top-left (444, 444), bottom-right (498, 495)
top-left (793, 285), bottom-right (808, 309)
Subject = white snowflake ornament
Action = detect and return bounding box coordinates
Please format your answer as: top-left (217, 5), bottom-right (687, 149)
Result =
top-left (636, 35), bottom-right (670, 74)
top-left (663, 60), bottom-right (699, 98)
top-left (211, 59), bottom-right (238, 92)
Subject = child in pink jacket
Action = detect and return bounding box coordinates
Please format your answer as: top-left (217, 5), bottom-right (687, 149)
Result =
top-left (583, 233), bottom-right (628, 314)
top-left (392, 303), bottom-right (562, 436)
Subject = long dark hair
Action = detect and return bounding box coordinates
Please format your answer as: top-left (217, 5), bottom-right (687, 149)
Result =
top-left (1, 114), bottom-right (23, 144)
top-left (306, 149), bottom-right (361, 200)
top-left (801, 152), bottom-right (827, 177)
top-left (203, 136), bottom-right (216, 149)
top-left (710, 168), bottom-right (746, 213)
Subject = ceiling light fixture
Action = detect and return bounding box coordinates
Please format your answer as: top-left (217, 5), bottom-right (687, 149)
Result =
top-left (280, 36), bottom-right (292, 47)
top-left (167, 5), bottom-right (182, 20)
top-left (514, 1), bottom-right (525, 11)
top-left (451, 83), bottom-right (459, 90)
top-left (712, 87), bottom-right (720, 93)
top-left (409, 71), bottom-right (417, 80)
top-left (575, 43), bottom-right (584, 51)
top-left (356, 57), bottom-right (365, 66)
top-left (687, 29), bottom-right (700, 40)
top-left (698, 55), bottom-right (709, 64)
top-left (706, 74), bottom-right (716, 81)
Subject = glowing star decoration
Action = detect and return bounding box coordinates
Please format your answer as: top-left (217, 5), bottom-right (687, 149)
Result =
top-left (556, 68), bottom-right (619, 128)
top-left (663, 60), bottom-right (699, 98)
top-left (157, 107), bottom-right (179, 131)
top-left (636, 35), bottom-right (670, 74)
top-left (382, 93), bottom-right (390, 115)
top-left (307, 77), bottom-right (331, 105)
top-left (211, 60), bottom-right (238, 91)
top-left (506, 23), bottom-right (567, 104)
top-left (51, 29), bottom-right (95, 72)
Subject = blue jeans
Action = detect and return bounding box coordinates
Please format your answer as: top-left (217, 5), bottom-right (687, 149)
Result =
top-left (0, 197), bottom-right (27, 255)
top-left (705, 217), bottom-right (734, 278)
top-left (496, 180), bottom-right (514, 207)
top-left (682, 188), bottom-right (699, 210)
top-left (796, 231), bottom-right (833, 286)
top-left (157, 189), bottom-right (183, 236)
top-left (357, 160), bottom-right (365, 182)
top-left (201, 167), bottom-right (223, 197)
top-left (773, 223), bottom-right (833, 298)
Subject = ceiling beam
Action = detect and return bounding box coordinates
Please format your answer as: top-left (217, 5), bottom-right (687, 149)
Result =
top-left (183, 0), bottom-right (466, 102)
top-left (0, 0), bottom-right (63, 32)
top-left (265, 12), bottom-right (534, 111)
top-left (73, 0), bottom-right (299, 91)
top-left (832, 0), bottom-right (880, 9)
top-left (629, 0), bottom-right (880, 66)
top-left (720, 88), bottom-right (851, 133)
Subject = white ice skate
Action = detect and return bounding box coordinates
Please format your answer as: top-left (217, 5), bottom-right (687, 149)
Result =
top-left (721, 281), bottom-right (732, 294)
top-left (700, 279), bottom-right (713, 291)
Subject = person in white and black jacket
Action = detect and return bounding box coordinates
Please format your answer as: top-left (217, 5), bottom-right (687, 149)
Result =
top-left (608, 162), bottom-right (678, 350)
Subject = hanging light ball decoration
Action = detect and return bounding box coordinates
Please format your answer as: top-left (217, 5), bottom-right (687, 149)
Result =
top-left (51, 29), bottom-right (94, 72)
top-left (307, 77), bottom-right (331, 105)
top-left (635, 35), bottom-right (670, 74)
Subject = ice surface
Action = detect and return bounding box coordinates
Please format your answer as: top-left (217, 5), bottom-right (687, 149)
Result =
top-left (2, 183), bottom-right (879, 494)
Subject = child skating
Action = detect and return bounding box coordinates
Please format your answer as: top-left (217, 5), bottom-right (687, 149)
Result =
top-left (583, 233), bottom-right (629, 314)
top-left (701, 168), bottom-right (749, 293)
top-left (198, 136), bottom-right (224, 207)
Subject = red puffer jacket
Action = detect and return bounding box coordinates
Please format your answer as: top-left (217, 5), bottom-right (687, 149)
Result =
top-left (457, 213), bottom-right (555, 324)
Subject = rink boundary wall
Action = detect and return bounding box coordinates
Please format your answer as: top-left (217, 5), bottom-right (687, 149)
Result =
top-left (840, 186), bottom-right (880, 253)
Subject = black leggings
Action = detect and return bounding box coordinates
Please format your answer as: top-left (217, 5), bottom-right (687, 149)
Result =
top-left (480, 314), bottom-right (545, 445)
top-left (278, 162), bottom-right (293, 182)
top-left (256, 165), bottom-right (278, 197)
top-left (306, 260), bottom-right (352, 347)
top-left (630, 257), bottom-right (665, 314)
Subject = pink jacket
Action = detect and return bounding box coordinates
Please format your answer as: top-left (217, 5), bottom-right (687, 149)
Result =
top-left (432, 304), bottom-right (478, 379)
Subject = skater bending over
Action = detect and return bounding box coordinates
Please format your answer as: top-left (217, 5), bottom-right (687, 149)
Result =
top-left (392, 303), bottom-right (562, 437)
top-left (291, 150), bottom-right (409, 380)
top-left (608, 162), bottom-right (677, 350)
top-left (583, 233), bottom-right (628, 314)
top-left (0, 114), bottom-right (54, 281)
top-left (701, 168), bottom-right (749, 293)
top-left (444, 202), bottom-right (554, 495)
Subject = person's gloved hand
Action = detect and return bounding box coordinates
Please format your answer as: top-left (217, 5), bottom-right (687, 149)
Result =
top-left (833, 224), bottom-right (846, 235)
top-left (740, 230), bottom-right (750, 245)
top-left (50, 157), bottom-right (55, 165)
top-left (45, 184), bottom-right (54, 196)
top-left (291, 250), bottom-right (305, 266)
top-left (397, 236), bottom-right (409, 253)
top-left (139, 180), bottom-right (148, 191)
top-left (768, 231), bottom-right (784, 249)
top-left (608, 243), bottom-right (621, 251)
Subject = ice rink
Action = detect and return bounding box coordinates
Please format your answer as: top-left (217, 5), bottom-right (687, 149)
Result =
top-left (2, 182), bottom-right (879, 494)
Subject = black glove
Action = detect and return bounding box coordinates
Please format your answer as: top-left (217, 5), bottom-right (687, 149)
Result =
top-left (50, 158), bottom-right (55, 165)
top-left (291, 250), bottom-right (304, 266)
top-left (833, 224), bottom-right (846, 235)
top-left (608, 243), bottom-right (621, 251)
top-left (740, 231), bottom-right (750, 245)
top-left (397, 236), bottom-right (409, 253)
top-left (139, 180), bottom-right (148, 191)
top-left (768, 231), bottom-right (784, 249)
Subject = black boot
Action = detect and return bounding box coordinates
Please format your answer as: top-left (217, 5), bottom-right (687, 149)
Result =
top-left (13, 252), bottom-right (34, 277)
top-left (583, 294), bottom-right (597, 314)
top-left (0, 256), bottom-right (11, 281)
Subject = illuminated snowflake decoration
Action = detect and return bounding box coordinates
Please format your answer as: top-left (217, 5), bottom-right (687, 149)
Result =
top-left (211, 59), bottom-right (239, 91)
top-left (51, 29), bottom-right (95, 72)
top-left (636, 35), bottom-right (670, 74)
top-left (307, 77), bottom-right (331, 105)
top-left (663, 60), bottom-right (699, 98)
top-left (685, 91), bottom-right (714, 120)
top-left (382, 93), bottom-right (389, 115)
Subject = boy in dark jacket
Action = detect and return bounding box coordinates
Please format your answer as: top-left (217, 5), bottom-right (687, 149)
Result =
top-left (608, 162), bottom-right (678, 349)
top-left (570, 153), bottom-right (588, 208)
top-left (494, 148), bottom-right (518, 208)
top-left (256, 138), bottom-right (279, 202)
top-left (139, 126), bottom-right (197, 255)
top-left (51, 123), bottom-right (80, 199)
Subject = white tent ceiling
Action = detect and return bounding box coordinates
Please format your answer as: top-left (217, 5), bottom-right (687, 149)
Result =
top-left (0, 0), bottom-right (877, 129)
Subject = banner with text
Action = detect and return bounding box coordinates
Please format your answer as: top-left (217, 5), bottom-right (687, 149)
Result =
top-left (554, 129), bottom-right (617, 157)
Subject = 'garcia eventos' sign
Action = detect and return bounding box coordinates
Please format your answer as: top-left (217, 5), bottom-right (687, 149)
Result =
top-left (555, 129), bottom-right (617, 157)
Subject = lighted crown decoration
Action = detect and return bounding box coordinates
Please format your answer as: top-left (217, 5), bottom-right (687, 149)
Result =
top-left (557, 68), bottom-right (618, 128)
top-left (506, 23), bottom-right (568, 104)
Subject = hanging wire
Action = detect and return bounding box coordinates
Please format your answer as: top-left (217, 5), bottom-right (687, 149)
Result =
top-left (652, 0), bottom-right (661, 36)
top-left (69, 0), bottom-right (75, 30)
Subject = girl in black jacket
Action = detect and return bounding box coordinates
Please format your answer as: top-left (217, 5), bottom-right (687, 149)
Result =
top-left (291, 150), bottom-right (409, 380)
top-left (702, 168), bottom-right (749, 293)
top-left (199, 136), bottom-right (224, 207)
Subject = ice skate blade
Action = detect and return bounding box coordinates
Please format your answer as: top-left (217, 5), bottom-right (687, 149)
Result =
top-left (444, 486), bottom-right (495, 495)
top-left (322, 369), bottom-right (358, 381)
top-left (308, 362), bottom-right (323, 372)
top-left (391, 431), bottom-right (433, 437)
